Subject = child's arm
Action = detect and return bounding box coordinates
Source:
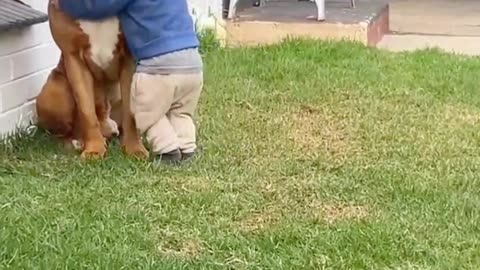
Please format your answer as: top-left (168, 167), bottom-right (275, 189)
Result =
top-left (58, 0), bottom-right (132, 20)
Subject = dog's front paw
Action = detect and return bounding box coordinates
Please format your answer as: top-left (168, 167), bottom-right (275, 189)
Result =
top-left (81, 140), bottom-right (107, 159)
top-left (122, 140), bottom-right (149, 159)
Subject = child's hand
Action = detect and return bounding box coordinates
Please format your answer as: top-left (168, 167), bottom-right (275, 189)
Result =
top-left (50, 0), bottom-right (60, 8)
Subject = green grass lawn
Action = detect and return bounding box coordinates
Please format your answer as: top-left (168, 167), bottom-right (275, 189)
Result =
top-left (2, 40), bottom-right (480, 269)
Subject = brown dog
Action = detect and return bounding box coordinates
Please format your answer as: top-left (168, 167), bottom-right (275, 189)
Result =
top-left (36, 2), bottom-right (148, 159)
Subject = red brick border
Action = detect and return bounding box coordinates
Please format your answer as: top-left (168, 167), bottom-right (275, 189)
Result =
top-left (367, 5), bottom-right (390, 47)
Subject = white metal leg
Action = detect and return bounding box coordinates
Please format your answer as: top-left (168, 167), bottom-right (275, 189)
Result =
top-left (314, 0), bottom-right (325, 21)
top-left (310, 0), bottom-right (356, 21)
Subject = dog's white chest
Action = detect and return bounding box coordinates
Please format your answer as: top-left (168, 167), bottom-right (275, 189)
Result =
top-left (78, 17), bottom-right (120, 70)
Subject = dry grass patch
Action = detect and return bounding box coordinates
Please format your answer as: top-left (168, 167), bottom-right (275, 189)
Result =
top-left (157, 238), bottom-right (204, 259)
top-left (287, 105), bottom-right (362, 163)
top-left (442, 103), bottom-right (480, 127)
top-left (163, 175), bottom-right (212, 193)
top-left (308, 201), bottom-right (371, 224)
top-left (235, 206), bottom-right (282, 233)
top-left (154, 227), bottom-right (205, 259)
top-left (235, 199), bottom-right (372, 233)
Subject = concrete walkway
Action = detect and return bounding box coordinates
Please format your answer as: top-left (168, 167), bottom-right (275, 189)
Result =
top-left (378, 35), bottom-right (480, 56)
top-left (390, 0), bottom-right (480, 36)
top-left (378, 0), bottom-right (480, 56)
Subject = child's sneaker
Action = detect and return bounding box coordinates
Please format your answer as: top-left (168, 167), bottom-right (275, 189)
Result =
top-left (155, 149), bottom-right (182, 165)
top-left (181, 151), bottom-right (195, 161)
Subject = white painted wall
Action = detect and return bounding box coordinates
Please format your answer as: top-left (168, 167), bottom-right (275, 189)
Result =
top-left (188, 0), bottom-right (223, 30)
top-left (0, 0), bottom-right (60, 137)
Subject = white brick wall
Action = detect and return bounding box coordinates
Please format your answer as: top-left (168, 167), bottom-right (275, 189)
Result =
top-left (0, 0), bottom-right (60, 137)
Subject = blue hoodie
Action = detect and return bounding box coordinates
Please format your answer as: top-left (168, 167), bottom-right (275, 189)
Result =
top-left (59, 0), bottom-right (199, 61)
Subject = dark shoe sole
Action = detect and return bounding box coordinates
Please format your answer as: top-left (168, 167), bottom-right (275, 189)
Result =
top-left (181, 151), bottom-right (196, 161)
top-left (154, 149), bottom-right (182, 165)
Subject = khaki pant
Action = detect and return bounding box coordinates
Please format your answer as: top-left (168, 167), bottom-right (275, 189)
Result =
top-left (131, 72), bottom-right (203, 154)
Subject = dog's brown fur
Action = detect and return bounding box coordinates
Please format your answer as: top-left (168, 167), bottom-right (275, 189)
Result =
top-left (36, 2), bottom-right (148, 159)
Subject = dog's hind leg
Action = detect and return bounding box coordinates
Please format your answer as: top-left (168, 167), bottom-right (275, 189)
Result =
top-left (36, 63), bottom-right (75, 139)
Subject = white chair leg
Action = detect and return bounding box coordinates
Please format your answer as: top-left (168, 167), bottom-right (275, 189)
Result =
top-left (314, 0), bottom-right (325, 21)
